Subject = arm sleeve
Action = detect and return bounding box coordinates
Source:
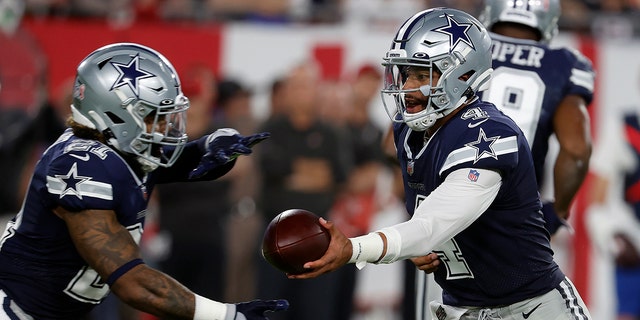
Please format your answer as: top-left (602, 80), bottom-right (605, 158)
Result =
top-left (377, 168), bottom-right (502, 263)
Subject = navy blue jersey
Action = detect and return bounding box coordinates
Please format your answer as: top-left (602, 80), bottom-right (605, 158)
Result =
top-left (393, 100), bottom-right (565, 307)
top-left (479, 33), bottom-right (595, 185)
top-left (0, 129), bottom-right (229, 319)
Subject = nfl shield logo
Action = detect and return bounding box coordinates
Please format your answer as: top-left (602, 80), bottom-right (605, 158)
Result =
top-left (468, 169), bottom-right (480, 182)
top-left (407, 160), bottom-right (414, 176)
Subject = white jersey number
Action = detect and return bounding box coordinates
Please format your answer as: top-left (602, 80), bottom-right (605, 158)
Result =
top-left (433, 239), bottom-right (474, 280)
top-left (415, 196), bottom-right (473, 280)
top-left (482, 66), bottom-right (545, 147)
top-left (64, 223), bottom-right (144, 303)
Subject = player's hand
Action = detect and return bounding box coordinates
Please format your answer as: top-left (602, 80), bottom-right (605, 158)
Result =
top-left (541, 201), bottom-right (569, 236)
top-left (230, 299), bottom-right (289, 320)
top-left (189, 129), bottom-right (270, 179)
top-left (287, 218), bottom-right (351, 279)
top-left (411, 252), bottom-right (440, 274)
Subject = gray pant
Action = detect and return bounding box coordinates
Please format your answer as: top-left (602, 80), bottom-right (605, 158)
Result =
top-left (429, 277), bottom-right (591, 320)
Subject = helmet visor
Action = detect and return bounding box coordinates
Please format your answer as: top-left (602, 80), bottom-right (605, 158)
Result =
top-left (134, 95), bottom-right (189, 168)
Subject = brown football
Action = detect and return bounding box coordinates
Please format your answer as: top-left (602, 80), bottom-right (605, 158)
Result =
top-left (262, 209), bottom-right (330, 274)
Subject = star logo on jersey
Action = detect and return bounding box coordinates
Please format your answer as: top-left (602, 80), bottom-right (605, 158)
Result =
top-left (434, 15), bottom-right (475, 51)
top-left (55, 162), bottom-right (91, 199)
top-left (465, 128), bottom-right (499, 163)
top-left (110, 54), bottom-right (154, 97)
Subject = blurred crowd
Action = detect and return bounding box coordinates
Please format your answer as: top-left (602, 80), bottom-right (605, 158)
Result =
top-left (17, 0), bottom-right (640, 37)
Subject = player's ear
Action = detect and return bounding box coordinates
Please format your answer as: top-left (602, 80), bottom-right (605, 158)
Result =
top-left (459, 71), bottom-right (473, 81)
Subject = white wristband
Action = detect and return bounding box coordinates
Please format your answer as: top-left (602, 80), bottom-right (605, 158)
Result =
top-left (193, 294), bottom-right (228, 320)
top-left (348, 232), bottom-right (384, 270)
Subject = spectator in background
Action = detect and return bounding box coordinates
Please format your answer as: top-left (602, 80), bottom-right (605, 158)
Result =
top-left (266, 76), bottom-right (288, 120)
top-left (587, 104), bottom-right (640, 320)
top-left (153, 63), bottom-right (229, 303)
top-left (586, 0), bottom-right (639, 38)
top-left (316, 75), bottom-right (360, 320)
top-left (326, 64), bottom-right (390, 320)
top-left (213, 79), bottom-right (265, 303)
top-left (0, 0), bottom-right (52, 215)
top-left (256, 61), bottom-right (353, 320)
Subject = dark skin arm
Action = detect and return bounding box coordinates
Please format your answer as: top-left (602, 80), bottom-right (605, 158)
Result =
top-left (552, 94), bottom-right (592, 219)
top-left (54, 207), bottom-right (197, 319)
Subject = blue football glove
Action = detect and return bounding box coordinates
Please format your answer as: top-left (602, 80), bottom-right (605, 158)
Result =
top-left (541, 201), bottom-right (569, 236)
top-left (189, 128), bottom-right (270, 179)
top-left (227, 299), bottom-right (289, 320)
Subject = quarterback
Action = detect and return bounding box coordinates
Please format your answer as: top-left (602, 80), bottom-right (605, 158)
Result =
top-left (291, 8), bottom-right (592, 320)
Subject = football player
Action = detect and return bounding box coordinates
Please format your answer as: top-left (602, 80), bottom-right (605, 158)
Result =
top-left (408, 2), bottom-right (597, 318)
top-left (0, 43), bottom-right (288, 319)
top-left (290, 8), bottom-right (592, 320)
top-left (479, 0), bottom-right (594, 235)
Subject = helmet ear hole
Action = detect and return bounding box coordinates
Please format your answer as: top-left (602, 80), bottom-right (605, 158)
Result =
top-left (459, 70), bottom-right (475, 82)
top-left (105, 111), bottom-right (125, 124)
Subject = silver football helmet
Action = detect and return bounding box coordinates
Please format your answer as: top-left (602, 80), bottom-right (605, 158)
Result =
top-left (71, 43), bottom-right (189, 171)
top-left (480, 0), bottom-right (560, 43)
top-left (381, 8), bottom-right (493, 131)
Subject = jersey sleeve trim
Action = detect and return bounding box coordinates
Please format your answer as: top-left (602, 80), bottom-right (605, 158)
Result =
top-left (439, 135), bottom-right (518, 175)
top-left (570, 68), bottom-right (595, 92)
top-left (46, 163), bottom-right (114, 201)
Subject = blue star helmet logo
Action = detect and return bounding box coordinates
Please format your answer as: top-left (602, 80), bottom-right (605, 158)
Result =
top-left (434, 14), bottom-right (475, 52)
top-left (110, 54), bottom-right (155, 97)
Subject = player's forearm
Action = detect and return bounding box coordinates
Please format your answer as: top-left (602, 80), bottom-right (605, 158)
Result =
top-left (553, 149), bottom-right (590, 218)
top-left (349, 169), bottom-right (501, 266)
top-left (112, 265), bottom-right (197, 318)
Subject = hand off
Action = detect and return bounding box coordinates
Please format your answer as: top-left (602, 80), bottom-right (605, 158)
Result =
top-left (234, 299), bottom-right (289, 320)
top-left (189, 129), bottom-right (270, 179)
top-left (286, 218), bottom-right (352, 279)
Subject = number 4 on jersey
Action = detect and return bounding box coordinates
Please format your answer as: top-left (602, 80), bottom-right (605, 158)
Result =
top-left (415, 195), bottom-right (474, 280)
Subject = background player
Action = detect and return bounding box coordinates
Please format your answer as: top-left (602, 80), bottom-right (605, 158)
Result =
top-left (291, 8), bottom-right (591, 320)
top-left (479, 0), bottom-right (595, 234)
top-left (0, 42), bottom-right (287, 319)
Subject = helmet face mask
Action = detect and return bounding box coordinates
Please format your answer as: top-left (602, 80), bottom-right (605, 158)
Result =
top-left (381, 8), bottom-right (493, 131)
top-left (71, 43), bottom-right (189, 171)
top-left (479, 0), bottom-right (561, 43)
